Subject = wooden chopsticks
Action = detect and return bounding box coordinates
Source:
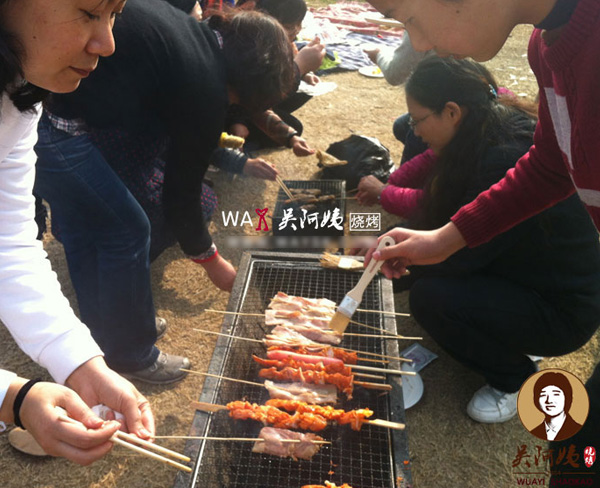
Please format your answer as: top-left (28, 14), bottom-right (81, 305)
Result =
top-left (57, 413), bottom-right (192, 472)
top-left (275, 175), bottom-right (295, 201)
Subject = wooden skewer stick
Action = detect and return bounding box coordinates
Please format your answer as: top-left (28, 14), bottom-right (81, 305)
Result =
top-left (202, 310), bottom-right (421, 341)
top-left (57, 414), bottom-right (192, 472)
top-left (275, 176), bottom-right (295, 200)
top-left (354, 381), bottom-right (392, 391)
top-left (152, 435), bottom-right (330, 444)
top-left (356, 308), bottom-right (411, 317)
top-left (345, 332), bottom-right (423, 340)
top-left (191, 401), bottom-right (404, 430)
top-left (182, 367), bottom-right (384, 382)
top-left (194, 327), bottom-right (411, 363)
top-left (194, 327), bottom-right (390, 364)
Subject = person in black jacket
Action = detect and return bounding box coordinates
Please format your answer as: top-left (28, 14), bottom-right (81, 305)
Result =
top-left (34, 0), bottom-right (294, 384)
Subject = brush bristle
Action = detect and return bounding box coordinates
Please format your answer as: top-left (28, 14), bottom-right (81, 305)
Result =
top-left (329, 311), bottom-right (351, 334)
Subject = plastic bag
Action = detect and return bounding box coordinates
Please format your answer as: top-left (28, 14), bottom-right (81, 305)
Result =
top-left (319, 134), bottom-right (394, 190)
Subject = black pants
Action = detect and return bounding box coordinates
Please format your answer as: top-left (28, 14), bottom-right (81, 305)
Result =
top-left (407, 274), bottom-right (599, 392)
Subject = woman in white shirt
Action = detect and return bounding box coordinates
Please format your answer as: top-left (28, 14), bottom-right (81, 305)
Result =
top-left (0, 0), bottom-right (154, 465)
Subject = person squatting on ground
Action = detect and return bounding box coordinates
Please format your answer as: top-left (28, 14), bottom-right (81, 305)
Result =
top-left (0, 0), bottom-right (155, 465)
top-left (208, 0), bottom-right (324, 173)
top-left (356, 56), bottom-right (600, 424)
top-left (34, 0), bottom-right (295, 384)
top-left (363, 0), bottom-right (600, 478)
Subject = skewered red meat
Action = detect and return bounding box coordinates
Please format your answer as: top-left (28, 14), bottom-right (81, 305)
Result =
top-left (265, 399), bottom-right (373, 431)
top-left (227, 401), bottom-right (328, 431)
top-left (252, 355), bottom-right (351, 376)
top-left (252, 427), bottom-right (324, 460)
top-left (258, 366), bottom-right (354, 399)
top-left (302, 483), bottom-right (353, 488)
top-left (267, 345), bottom-right (359, 365)
top-left (266, 349), bottom-right (344, 367)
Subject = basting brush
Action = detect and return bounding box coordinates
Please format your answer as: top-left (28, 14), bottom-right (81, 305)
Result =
top-left (329, 236), bottom-right (395, 334)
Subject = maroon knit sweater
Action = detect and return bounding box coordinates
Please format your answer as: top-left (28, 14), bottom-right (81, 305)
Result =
top-left (452, 0), bottom-right (600, 246)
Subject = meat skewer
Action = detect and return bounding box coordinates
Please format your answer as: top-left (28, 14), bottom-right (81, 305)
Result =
top-left (265, 399), bottom-right (374, 431)
top-left (258, 365), bottom-right (392, 399)
top-left (252, 427), bottom-right (326, 460)
top-left (183, 369), bottom-right (338, 403)
top-left (302, 483), bottom-right (354, 488)
top-left (264, 349), bottom-right (415, 376)
top-left (151, 434), bottom-right (330, 445)
top-left (204, 309), bottom-right (422, 340)
top-left (194, 328), bottom-right (411, 363)
top-left (191, 401), bottom-right (405, 430)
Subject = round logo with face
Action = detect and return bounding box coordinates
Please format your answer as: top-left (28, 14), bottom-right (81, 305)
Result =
top-left (517, 368), bottom-right (589, 442)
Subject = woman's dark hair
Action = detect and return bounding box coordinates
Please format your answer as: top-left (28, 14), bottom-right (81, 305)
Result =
top-left (533, 372), bottom-right (574, 415)
top-left (405, 57), bottom-right (538, 229)
top-left (237, 0), bottom-right (307, 26)
top-left (209, 10), bottom-right (294, 113)
top-left (0, 1), bottom-right (48, 112)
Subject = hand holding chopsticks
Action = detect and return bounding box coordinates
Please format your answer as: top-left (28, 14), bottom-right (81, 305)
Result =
top-left (57, 409), bottom-right (192, 472)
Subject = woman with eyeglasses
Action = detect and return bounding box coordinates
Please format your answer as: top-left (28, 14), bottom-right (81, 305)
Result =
top-left (356, 57), bottom-right (600, 424)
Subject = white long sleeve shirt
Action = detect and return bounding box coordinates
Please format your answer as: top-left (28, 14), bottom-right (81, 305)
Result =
top-left (0, 93), bottom-right (102, 409)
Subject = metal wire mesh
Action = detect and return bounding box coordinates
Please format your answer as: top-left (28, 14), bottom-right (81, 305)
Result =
top-left (185, 254), bottom-right (408, 488)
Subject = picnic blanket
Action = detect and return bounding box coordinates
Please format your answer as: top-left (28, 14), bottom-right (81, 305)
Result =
top-left (299, 2), bottom-right (405, 73)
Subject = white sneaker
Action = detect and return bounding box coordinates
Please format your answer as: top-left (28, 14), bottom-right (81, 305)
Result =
top-left (467, 385), bottom-right (518, 423)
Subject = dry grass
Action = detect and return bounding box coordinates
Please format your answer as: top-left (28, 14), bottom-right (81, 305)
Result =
top-left (1, 24), bottom-right (598, 488)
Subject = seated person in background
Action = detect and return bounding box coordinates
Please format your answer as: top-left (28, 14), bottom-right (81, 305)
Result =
top-left (356, 57), bottom-right (600, 424)
top-left (363, 32), bottom-right (430, 163)
top-left (34, 1), bottom-right (295, 384)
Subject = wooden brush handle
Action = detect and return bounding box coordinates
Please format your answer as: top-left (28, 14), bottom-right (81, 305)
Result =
top-left (348, 236), bottom-right (395, 302)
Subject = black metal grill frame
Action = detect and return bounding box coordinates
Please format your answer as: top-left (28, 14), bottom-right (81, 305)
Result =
top-left (174, 251), bottom-right (412, 488)
top-left (272, 180), bottom-right (346, 237)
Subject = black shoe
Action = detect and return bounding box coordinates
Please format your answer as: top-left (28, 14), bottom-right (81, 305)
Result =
top-left (123, 352), bottom-right (190, 385)
top-left (156, 317), bottom-right (168, 340)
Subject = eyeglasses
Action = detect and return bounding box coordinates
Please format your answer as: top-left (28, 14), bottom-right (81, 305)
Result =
top-left (408, 112), bottom-right (435, 129)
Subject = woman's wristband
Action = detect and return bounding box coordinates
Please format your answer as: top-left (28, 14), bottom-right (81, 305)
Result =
top-left (285, 131), bottom-right (299, 148)
top-left (13, 379), bottom-right (42, 429)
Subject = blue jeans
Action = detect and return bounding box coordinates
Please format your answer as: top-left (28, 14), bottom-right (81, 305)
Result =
top-left (34, 115), bottom-right (159, 372)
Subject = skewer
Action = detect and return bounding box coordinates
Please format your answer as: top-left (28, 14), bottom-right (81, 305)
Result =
top-left (345, 332), bottom-right (423, 340)
top-left (183, 367), bottom-right (385, 382)
top-left (57, 413), bottom-right (192, 472)
top-left (356, 308), bottom-right (411, 317)
top-left (202, 310), bottom-right (421, 341)
top-left (152, 435), bottom-right (330, 444)
top-left (275, 175), bottom-right (295, 200)
top-left (191, 401), bottom-right (404, 430)
top-left (194, 328), bottom-right (411, 363)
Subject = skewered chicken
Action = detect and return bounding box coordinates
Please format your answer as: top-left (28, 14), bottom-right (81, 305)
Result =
top-left (252, 427), bottom-right (324, 460)
top-left (258, 366), bottom-right (354, 399)
top-left (265, 399), bottom-right (373, 431)
top-left (227, 401), bottom-right (328, 431)
top-left (252, 355), bottom-right (351, 376)
top-left (264, 380), bottom-right (338, 404)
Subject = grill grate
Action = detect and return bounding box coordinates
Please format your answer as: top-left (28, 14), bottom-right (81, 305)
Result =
top-left (272, 180), bottom-right (346, 237)
top-left (176, 252), bottom-right (412, 488)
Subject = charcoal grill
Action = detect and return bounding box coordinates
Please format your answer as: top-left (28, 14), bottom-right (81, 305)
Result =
top-left (174, 251), bottom-right (412, 488)
top-left (272, 180), bottom-right (346, 237)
